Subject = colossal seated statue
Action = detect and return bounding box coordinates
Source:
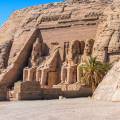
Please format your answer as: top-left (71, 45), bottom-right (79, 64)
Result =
top-left (77, 39), bottom-right (94, 82)
top-left (23, 36), bottom-right (47, 82)
top-left (61, 40), bottom-right (84, 84)
top-left (36, 47), bottom-right (61, 87)
top-left (23, 38), bottom-right (62, 88)
top-left (81, 39), bottom-right (94, 64)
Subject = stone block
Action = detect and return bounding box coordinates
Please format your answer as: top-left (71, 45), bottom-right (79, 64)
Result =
top-left (0, 86), bottom-right (8, 101)
top-left (13, 81), bottom-right (42, 100)
top-left (62, 83), bottom-right (92, 98)
top-left (48, 71), bottom-right (59, 87)
top-left (42, 88), bottom-right (62, 99)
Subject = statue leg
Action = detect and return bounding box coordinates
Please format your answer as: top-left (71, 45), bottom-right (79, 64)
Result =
top-left (73, 66), bottom-right (77, 83)
top-left (66, 67), bottom-right (73, 84)
top-left (23, 68), bottom-right (29, 82)
top-left (61, 66), bottom-right (67, 83)
top-left (40, 69), bottom-right (48, 86)
top-left (77, 65), bottom-right (80, 82)
top-left (28, 67), bottom-right (36, 81)
top-left (36, 69), bottom-right (41, 82)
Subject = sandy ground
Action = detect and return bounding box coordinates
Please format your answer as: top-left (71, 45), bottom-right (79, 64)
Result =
top-left (0, 98), bottom-right (120, 120)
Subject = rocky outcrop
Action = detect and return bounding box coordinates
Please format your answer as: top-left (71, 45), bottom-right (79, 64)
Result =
top-left (0, 0), bottom-right (109, 47)
top-left (65, 0), bottom-right (113, 4)
top-left (93, 1), bottom-right (120, 101)
top-left (93, 3), bottom-right (120, 63)
top-left (93, 61), bottom-right (120, 101)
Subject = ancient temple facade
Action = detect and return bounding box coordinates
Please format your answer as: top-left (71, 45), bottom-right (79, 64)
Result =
top-left (23, 36), bottom-right (62, 87)
top-left (4, 29), bottom-right (93, 100)
top-left (0, 0), bottom-right (120, 101)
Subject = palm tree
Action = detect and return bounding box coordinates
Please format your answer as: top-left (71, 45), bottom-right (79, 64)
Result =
top-left (78, 57), bottom-right (111, 92)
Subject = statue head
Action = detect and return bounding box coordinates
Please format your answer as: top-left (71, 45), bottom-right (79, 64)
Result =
top-left (84, 39), bottom-right (94, 55)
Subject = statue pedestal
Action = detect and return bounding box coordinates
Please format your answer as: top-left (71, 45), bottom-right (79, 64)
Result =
top-left (0, 86), bottom-right (8, 101)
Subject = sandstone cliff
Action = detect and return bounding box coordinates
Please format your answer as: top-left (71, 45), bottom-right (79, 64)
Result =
top-left (0, 0), bottom-right (118, 91)
top-left (93, 1), bottom-right (120, 101)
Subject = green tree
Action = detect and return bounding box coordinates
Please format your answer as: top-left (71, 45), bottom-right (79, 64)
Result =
top-left (78, 57), bottom-right (111, 92)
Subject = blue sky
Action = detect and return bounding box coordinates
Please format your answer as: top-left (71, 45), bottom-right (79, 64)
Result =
top-left (0, 0), bottom-right (63, 26)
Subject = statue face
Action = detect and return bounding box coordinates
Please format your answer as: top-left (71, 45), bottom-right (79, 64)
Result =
top-left (84, 39), bottom-right (94, 55)
top-left (84, 44), bottom-right (91, 55)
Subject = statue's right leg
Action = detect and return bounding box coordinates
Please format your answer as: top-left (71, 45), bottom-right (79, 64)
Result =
top-left (23, 68), bottom-right (29, 81)
top-left (40, 69), bottom-right (48, 86)
top-left (28, 67), bottom-right (36, 81)
top-left (77, 65), bottom-right (80, 82)
top-left (61, 66), bottom-right (67, 84)
top-left (36, 69), bottom-right (41, 82)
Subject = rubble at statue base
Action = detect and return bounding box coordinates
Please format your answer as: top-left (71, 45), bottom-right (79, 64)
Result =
top-left (1, 0), bottom-right (120, 101)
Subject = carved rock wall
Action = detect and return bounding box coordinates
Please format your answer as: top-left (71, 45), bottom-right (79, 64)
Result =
top-left (93, 2), bottom-right (120, 101)
top-left (0, 28), bottom-right (40, 87)
top-left (0, 1), bottom-right (109, 87)
top-left (93, 5), bottom-right (120, 63)
top-left (0, 1), bottom-right (108, 45)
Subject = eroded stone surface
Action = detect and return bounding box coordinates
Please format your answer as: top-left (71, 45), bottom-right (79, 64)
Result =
top-left (0, 0), bottom-right (120, 100)
top-left (93, 3), bottom-right (120, 101)
top-left (93, 61), bottom-right (120, 101)
top-left (93, 3), bottom-right (120, 63)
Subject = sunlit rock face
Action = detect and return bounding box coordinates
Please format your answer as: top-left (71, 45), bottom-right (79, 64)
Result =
top-left (0, 0), bottom-right (120, 101)
top-left (65, 0), bottom-right (113, 3)
top-left (93, 1), bottom-right (120, 101)
top-left (93, 1), bottom-right (120, 63)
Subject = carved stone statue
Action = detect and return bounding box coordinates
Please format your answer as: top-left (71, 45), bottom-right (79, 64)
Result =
top-left (77, 39), bottom-right (94, 82)
top-left (61, 61), bottom-right (77, 84)
top-left (23, 43), bottom-right (62, 88)
top-left (36, 47), bottom-right (61, 87)
top-left (23, 36), bottom-right (47, 82)
top-left (30, 37), bottom-right (43, 67)
top-left (61, 40), bottom-right (83, 84)
top-left (81, 39), bottom-right (94, 64)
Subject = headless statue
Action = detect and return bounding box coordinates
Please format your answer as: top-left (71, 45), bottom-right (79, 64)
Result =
top-left (30, 37), bottom-right (43, 67)
top-left (36, 47), bottom-right (61, 86)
